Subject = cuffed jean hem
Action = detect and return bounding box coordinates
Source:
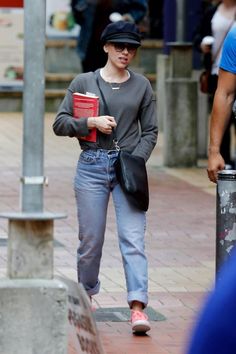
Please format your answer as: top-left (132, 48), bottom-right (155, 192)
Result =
top-left (83, 280), bottom-right (100, 297)
top-left (127, 291), bottom-right (148, 308)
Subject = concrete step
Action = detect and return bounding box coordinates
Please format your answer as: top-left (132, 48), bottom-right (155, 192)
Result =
top-left (0, 74), bottom-right (156, 112)
top-left (45, 38), bottom-right (163, 74)
top-left (45, 71), bottom-right (156, 90)
top-left (45, 39), bottom-right (81, 73)
top-left (139, 39), bottom-right (163, 74)
top-left (45, 72), bottom-right (76, 89)
top-left (0, 89), bottom-right (65, 112)
top-left (43, 36), bottom-right (162, 92)
top-left (1, 68), bottom-right (157, 113)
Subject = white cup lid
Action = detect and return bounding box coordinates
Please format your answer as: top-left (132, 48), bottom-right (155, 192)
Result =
top-left (109, 12), bottom-right (123, 23)
top-left (201, 36), bottom-right (215, 45)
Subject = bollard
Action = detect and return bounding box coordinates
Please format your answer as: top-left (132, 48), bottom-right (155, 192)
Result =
top-left (164, 77), bottom-right (198, 167)
top-left (197, 89), bottom-right (209, 159)
top-left (163, 42), bottom-right (198, 167)
top-left (156, 54), bottom-right (170, 132)
top-left (167, 42), bottom-right (193, 78)
top-left (216, 170), bottom-right (236, 278)
top-left (0, 212), bottom-right (68, 354)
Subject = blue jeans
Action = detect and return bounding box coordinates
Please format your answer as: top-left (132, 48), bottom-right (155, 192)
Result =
top-left (74, 149), bottom-right (148, 307)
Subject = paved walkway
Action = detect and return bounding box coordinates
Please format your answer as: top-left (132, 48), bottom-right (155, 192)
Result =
top-left (0, 113), bottom-right (217, 354)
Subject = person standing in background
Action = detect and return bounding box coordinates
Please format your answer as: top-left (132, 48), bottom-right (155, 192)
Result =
top-left (148, 0), bottom-right (163, 39)
top-left (71, 0), bottom-right (148, 72)
top-left (193, 0), bottom-right (236, 167)
top-left (207, 25), bottom-right (236, 183)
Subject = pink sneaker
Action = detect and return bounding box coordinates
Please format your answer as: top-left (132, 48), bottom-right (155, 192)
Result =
top-left (130, 310), bottom-right (151, 333)
top-left (89, 296), bottom-right (96, 312)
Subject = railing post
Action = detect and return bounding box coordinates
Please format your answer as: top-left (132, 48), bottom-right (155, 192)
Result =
top-left (216, 170), bottom-right (236, 279)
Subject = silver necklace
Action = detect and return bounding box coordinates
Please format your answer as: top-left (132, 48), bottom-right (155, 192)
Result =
top-left (100, 69), bottom-right (130, 90)
top-left (110, 83), bottom-right (121, 90)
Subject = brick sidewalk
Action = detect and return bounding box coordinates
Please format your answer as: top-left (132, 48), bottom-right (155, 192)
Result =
top-left (0, 113), bottom-right (216, 354)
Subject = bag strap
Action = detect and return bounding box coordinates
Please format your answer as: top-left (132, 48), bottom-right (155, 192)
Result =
top-left (95, 73), bottom-right (120, 150)
top-left (95, 73), bottom-right (111, 115)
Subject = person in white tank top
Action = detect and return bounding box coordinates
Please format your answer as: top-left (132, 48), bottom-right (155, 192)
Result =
top-left (211, 1), bottom-right (236, 75)
top-left (197, 0), bottom-right (236, 166)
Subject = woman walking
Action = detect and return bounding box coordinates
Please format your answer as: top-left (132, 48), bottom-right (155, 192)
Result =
top-left (53, 21), bottom-right (158, 334)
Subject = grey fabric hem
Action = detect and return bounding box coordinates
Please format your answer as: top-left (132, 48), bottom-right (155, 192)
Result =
top-left (85, 280), bottom-right (100, 297)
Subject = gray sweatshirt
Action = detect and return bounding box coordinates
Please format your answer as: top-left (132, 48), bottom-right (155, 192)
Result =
top-left (53, 69), bottom-right (158, 161)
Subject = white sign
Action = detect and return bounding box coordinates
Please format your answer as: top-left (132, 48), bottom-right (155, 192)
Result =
top-left (58, 277), bottom-right (105, 354)
top-left (46, 0), bottom-right (79, 38)
top-left (0, 8), bottom-right (23, 90)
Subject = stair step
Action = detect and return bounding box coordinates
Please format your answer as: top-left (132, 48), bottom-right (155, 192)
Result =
top-left (45, 38), bottom-right (163, 49)
top-left (146, 73), bottom-right (156, 83)
top-left (46, 72), bottom-right (156, 81)
top-left (46, 39), bottom-right (77, 48)
top-left (0, 89), bottom-right (66, 112)
top-left (141, 39), bottom-right (163, 49)
top-left (0, 70), bottom-right (157, 112)
top-left (45, 72), bottom-right (156, 90)
top-left (45, 72), bottom-right (76, 89)
top-left (46, 72), bottom-right (76, 81)
top-left (45, 38), bottom-right (163, 74)
top-left (0, 89), bottom-right (66, 97)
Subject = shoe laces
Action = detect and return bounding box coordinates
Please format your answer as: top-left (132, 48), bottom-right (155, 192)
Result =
top-left (89, 296), bottom-right (97, 312)
top-left (131, 310), bottom-right (149, 322)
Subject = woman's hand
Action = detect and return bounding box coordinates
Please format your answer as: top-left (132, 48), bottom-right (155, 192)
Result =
top-left (88, 116), bottom-right (117, 134)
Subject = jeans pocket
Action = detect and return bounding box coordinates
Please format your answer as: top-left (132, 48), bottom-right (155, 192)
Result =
top-left (79, 151), bottom-right (96, 165)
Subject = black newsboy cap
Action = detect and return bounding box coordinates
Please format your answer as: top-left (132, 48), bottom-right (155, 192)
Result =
top-left (100, 21), bottom-right (141, 46)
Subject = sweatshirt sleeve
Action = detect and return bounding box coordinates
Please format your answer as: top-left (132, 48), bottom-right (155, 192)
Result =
top-left (132, 83), bottom-right (158, 161)
top-left (53, 76), bottom-right (90, 137)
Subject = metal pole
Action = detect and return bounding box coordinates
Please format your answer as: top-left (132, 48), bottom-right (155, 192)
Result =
top-left (176, 0), bottom-right (186, 42)
top-left (0, 3), bottom-right (69, 352)
top-left (216, 170), bottom-right (236, 279)
top-left (21, 0), bottom-right (46, 212)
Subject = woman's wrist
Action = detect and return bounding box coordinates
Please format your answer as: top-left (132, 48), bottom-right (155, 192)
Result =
top-left (87, 117), bottom-right (97, 128)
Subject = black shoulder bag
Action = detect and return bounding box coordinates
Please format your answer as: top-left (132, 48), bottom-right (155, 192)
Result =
top-left (95, 74), bottom-right (149, 211)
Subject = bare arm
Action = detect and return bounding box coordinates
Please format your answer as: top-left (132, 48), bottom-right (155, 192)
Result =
top-left (207, 69), bottom-right (236, 183)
